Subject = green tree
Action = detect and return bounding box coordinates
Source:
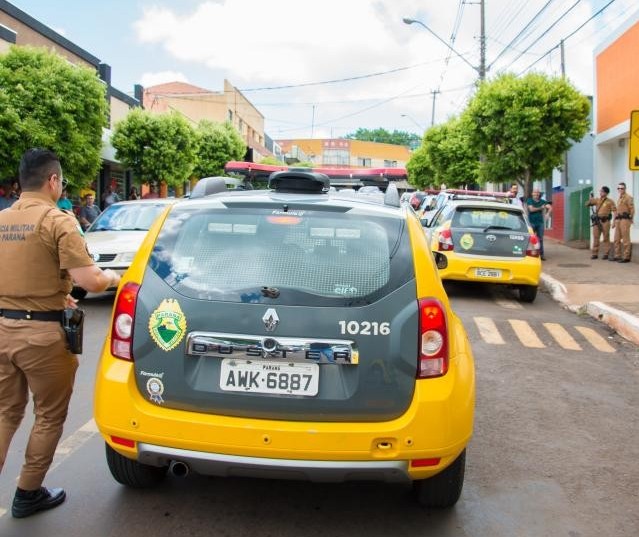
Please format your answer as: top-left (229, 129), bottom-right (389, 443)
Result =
top-left (111, 109), bottom-right (196, 188)
top-left (345, 127), bottom-right (419, 147)
top-left (464, 72), bottom-right (590, 195)
top-left (0, 46), bottom-right (107, 186)
top-left (193, 120), bottom-right (246, 178)
top-left (408, 118), bottom-right (480, 189)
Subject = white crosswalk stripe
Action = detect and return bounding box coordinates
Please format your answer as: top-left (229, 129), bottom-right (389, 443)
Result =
top-left (509, 319), bottom-right (545, 348)
top-left (474, 317), bottom-right (505, 344)
top-left (470, 317), bottom-right (616, 352)
top-left (543, 322), bottom-right (582, 351)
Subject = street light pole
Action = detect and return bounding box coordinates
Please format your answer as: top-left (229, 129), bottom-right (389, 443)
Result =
top-left (400, 114), bottom-right (425, 132)
top-left (403, 7), bottom-right (487, 82)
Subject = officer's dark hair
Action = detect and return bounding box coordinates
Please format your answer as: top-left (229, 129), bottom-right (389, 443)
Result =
top-left (18, 148), bottom-right (61, 191)
top-left (601, 186), bottom-right (610, 194)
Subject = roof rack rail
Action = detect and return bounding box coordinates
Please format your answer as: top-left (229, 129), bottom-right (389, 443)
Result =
top-left (268, 171), bottom-right (330, 193)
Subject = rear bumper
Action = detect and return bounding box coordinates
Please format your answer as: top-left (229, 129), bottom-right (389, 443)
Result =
top-left (439, 253), bottom-right (540, 285)
top-left (139, 443), bottom-right (411, 482)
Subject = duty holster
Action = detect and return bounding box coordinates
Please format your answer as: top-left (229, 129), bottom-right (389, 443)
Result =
top-left (62, 308), bottom-right (84, 354)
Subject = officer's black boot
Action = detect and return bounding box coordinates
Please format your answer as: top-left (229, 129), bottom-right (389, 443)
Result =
top-left (11, 486), bottom-right (66, 518)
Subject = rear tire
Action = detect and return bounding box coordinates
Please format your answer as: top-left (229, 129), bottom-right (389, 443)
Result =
top-left (71, 287), bottom-right (88, 300)
top-left (518, 285), bottom-right (537, 303)
top-left (105, 443), bottom-right (167, 488)
top-left (413, 449), bottom-right (466, 508)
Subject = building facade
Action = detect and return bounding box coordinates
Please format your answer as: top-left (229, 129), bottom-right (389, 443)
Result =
top-left (142, 80), bottom-right (269, 161)
top-left (276, 138), bottom-right (411, 169)
top-left (592, 8), bottom-right (639, 243)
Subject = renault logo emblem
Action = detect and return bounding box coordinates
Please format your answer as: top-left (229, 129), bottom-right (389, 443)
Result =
top-left (262, 308), bottom-right (279, 332)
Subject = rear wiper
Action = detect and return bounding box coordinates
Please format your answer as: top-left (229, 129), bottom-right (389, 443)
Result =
top-left (483, 225), bottom-right (512, 232)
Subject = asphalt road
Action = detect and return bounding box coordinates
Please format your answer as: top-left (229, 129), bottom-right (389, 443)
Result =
top-left (1, 285), bottom-right (638, 537)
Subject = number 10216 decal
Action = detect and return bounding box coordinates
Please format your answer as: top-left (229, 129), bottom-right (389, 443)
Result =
top-left (338, 320), bottom-right (390, 336)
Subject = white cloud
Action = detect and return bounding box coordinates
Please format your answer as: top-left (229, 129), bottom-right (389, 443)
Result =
top-left (139, 70), bottom-right (190, 87)
top-left (132, 0), bottom-right (639, 138)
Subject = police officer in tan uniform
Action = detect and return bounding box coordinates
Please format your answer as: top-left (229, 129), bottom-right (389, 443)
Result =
top-left (0, 149), bottom-right (121, 518)
top-left (612, 182), bottom-right (635, 262)
top-left (585, 186), bottom-right (616, 259)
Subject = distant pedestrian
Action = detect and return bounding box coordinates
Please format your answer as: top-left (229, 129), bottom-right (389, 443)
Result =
top-left (142, 184), bottom-right (159, 199)
top-left (0, 180), bottom-right (19, 211)
top-left (508, 182), bottom-right (523, 208)
top-left (585, 186), bottom-right (616, 260)
top-left (612, 182), bottom-right (634, 262)
top-left (526, 189), bottom-right (552, 261)
top-left (128, 186), bottom-right (139, 200)
top-left (78, 193), bottom-right (100, 231)
top-left (56, 188), bottom-right (73, 213)
top-left (102, 185), bottom-right (119, 209)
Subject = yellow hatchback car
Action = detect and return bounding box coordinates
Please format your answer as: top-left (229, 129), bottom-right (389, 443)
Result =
top-left (94, 172), bottom-right (475, 508)
top-left (426, 200), bottom-right (542, 302)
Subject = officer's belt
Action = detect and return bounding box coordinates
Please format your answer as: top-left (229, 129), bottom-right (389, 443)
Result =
top-left (0, 309), bottom-right (64, 322)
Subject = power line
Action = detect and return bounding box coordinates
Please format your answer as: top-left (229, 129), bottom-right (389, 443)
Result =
top-left (489, 0), bottom-right (557, 67)
top-left (499, 0), bottom-right (583, 73)
top-left (517, 0), bottom-right (619, 76)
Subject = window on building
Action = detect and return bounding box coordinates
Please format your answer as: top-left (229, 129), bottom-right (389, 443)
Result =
top-left (228, 109), bottom-right (233, 122)
top-left (384, 160), bottom-right (398, 168)
top-left (323, 149), bottom-right (349, 166)
top-left (357, 158), bottom-right (372, 167)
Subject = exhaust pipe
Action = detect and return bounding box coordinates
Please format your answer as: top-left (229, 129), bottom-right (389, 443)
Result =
top-left (169, 460), bottom-right (190, 478)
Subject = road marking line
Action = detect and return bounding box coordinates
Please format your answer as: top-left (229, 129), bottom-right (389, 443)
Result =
top-left (49, 418), bottom-right (98, 473)
top-left (575, 326), bottom-right (616, 353)
top-left (509, 319), bottom-right (545, 348)
top-left (474, 317), bottom-right (505, 344)
top-left (543, 323), bottom-right (582, 351)
top-left (495, 299), bottom-right (524, 310)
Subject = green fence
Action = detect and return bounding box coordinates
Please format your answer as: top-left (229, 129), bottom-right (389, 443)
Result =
top-left (567, 186), bottom-right (592, 241)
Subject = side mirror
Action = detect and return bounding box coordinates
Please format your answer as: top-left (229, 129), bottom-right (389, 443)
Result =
top-left (432, 251), bottom-right (448, 270)
top-left (421, 217), bottom-right (430, 227)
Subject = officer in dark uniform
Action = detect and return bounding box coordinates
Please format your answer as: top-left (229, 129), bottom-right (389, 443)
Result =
top-left (0, 149), bottom-right (121, 518)
top-left (585, 186), bottom-right (616, 259)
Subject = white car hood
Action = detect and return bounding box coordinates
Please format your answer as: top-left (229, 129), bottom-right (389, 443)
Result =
top-left (85, 230), bottom-right (149, 255)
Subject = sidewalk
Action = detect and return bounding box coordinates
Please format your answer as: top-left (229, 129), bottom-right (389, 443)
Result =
top-left (540, 238), bottom-right (639, 345)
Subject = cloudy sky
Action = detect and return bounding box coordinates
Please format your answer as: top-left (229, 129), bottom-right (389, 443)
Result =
top-left (8, 0), bottom-right (639, 139)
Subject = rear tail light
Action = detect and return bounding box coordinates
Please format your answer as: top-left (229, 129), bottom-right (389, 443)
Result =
top-left (110, 282), bottom-right (140, 361)
top-left (418, 298), bottom-right (449, 378)
top-left (438, 229), bottom-right (454, 251)
top-left (526, 233), bottom-right (540, 257)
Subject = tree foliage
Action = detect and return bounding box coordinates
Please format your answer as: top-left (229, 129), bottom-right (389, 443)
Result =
top-left (192, 120), bottom-right (246, 178)
top-left (464, 72), bottom-right (590, 194)
top-left (407, 118), bottom-right (480, 189)
top-left (345, 127), bottom-right (419, 147)
top-left (111, 109), bottom-right (197, 187)
top-left (0, 46), bottom-right (107, 186)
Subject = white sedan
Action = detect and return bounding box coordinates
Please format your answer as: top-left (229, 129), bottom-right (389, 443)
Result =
top-left (72, 198), bottom-right (175, 299)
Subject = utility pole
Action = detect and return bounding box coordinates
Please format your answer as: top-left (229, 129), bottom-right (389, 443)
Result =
top-left (560, 39), bottom-right (566, 78)
top-left (479, 0), bottom-right (486, 81)
top-left (430, 90), bottom-right (440, 127)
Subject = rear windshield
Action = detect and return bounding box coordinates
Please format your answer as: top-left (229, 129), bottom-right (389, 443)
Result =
top-left (453, 207), bottom-right (528, 231)
top-left (89, 202), bottom-right (169, 231)
top-left (148, 207), bottom-right (413, 306)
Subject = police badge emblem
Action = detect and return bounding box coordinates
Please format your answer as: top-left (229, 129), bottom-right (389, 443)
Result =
top-left (148, 299), bottom-right (187, 351)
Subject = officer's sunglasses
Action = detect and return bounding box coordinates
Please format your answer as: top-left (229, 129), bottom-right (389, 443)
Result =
top-left (52, 174), bottom-right (68, 189)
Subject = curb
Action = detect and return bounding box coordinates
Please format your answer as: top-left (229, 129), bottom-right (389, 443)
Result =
top-left (541, 273), bottom-right (639, 345)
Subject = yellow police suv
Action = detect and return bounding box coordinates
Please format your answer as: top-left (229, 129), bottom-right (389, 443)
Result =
top-left (426, 197), bottom-right (542, 302)
top-left (94, 172), bottom-right (475, 508)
